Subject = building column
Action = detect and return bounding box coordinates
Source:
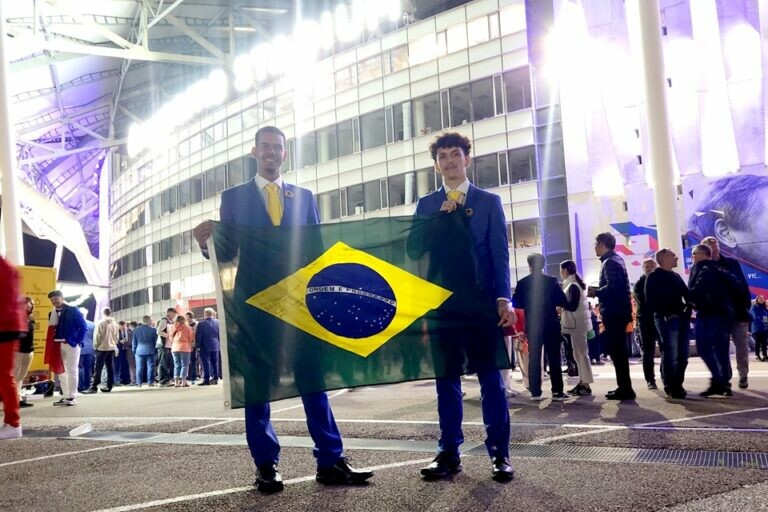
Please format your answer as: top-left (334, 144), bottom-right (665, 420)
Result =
top-left (416, 168), bottom-right (430, 197)
top-left (319, 192), bottom-right (332, 221)
top-left (627, 0), bottom-right (684, 264)
top-left (404, 171), bottom-right (415, 204)
top-left (402, 101), bottom-right (413, 140)
top-left (0, 1), bottom-right (24, 264)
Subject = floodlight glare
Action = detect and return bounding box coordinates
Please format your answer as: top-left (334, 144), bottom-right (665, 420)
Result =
top-left (319, 11), bottom-right (335, 50)
top-left (233, 54), bottom-right (254, 92)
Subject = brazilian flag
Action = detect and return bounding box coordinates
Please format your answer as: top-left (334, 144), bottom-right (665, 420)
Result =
top-left (211, 214), bottom-right (510, 408)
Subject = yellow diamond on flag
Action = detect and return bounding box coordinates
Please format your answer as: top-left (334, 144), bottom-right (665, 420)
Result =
top-left (245, 242), bottom-right (453, 357)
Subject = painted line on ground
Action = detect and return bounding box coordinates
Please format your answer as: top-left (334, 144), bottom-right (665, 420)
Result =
top-left (531, 406), bottom-right (768, 444)
top-left (87, 456), bottom-right (434, 512)
top-left (183, 418), bottom-right (240, 434)
top-left (0, 441), bottom-right (150, 468)
top-left (270, 388), bottom-right (348, 414)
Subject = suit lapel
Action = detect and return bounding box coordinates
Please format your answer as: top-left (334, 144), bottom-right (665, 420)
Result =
top-left (282, 183), bottom-right (297, 226)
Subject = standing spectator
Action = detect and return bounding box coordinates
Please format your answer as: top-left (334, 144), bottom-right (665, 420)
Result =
top-left (170, 315), bottom-right (195, 387)
top-left (195, 308), bottom-right (221, 385)
top-left (634, 258), bottom-right (661, 389)
top-left (588, 232), bottom-right (636, 400)
top-left (688, 244), bottom-right (737, 397)
top-left (156, 308), bottom-right (176, 386)
top-left (16, 298), bottom-right (36, 408)
top-left (702, 236), bottom-right (752, 389)
top-left (511, 309), bottom-right (529, 390)
top-left (559, 260), bottom-right (594, 397)
top-left (83, 308), bottom-right (119, 394)
top-left (645, 249), bottom-right (692, 399)
top-left (185, 312), bottom-right (199, 384)
top-left (126, 321), bottom-right (137, 385)
top-left (132, 316), bottom-right (157, 387)
top-left (588, 303), bottom-right (604, 365)
top-left (47, 291), bottom-right (87, 406)
top-left (77, 308), bottom-right (95, 393)
top-left (0, 256), bottom-right (26, 439)
top-left (750, 296), bottom-right (768, 361)
top-left (114, 321), bottom-right (130, 385)
top-left (513, 253), bottom-right (572, 401)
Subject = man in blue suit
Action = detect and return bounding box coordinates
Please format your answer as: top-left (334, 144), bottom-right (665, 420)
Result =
top-left (195, 308), bottom-right (220, 385)
top-left (132, 316), bottom-right (157, 387)
top-left (193, 126), bottom-right (373, 494)
top-left (414, 132), bottom-right (516, 482)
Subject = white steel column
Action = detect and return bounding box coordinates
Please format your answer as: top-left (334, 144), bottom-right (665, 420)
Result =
top-left (0, 1), bottom-right (24, 264)
top-left (627, 0), bottom-right (683, 264)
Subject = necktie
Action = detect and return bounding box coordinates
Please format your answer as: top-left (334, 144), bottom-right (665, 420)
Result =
top-left (265, 183), bottom-right (283, 226)
top-left (446, 189), bottom-right (464, 204)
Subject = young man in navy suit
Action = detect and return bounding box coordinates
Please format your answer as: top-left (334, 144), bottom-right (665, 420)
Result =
top-left (193, 126), bottom-right (372, 493)
top-left (415, 132), bottom-right (516, 482)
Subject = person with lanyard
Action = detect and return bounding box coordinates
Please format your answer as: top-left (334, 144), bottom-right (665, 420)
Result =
top-left (46, 290), bottom-right (87, 406)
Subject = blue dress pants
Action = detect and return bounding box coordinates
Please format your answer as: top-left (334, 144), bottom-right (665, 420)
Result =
top-left (435, 368), bottom-right (510, 458)
top-left (245, 391), bottom-right (344, 468)
top-left (135, 354), bottom-right (155, 385)
top-left (78, 353), bottom-right (94, 392)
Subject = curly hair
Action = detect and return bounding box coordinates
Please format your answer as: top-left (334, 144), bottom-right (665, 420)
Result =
top-left (428, 132), bottom-right (472, 161)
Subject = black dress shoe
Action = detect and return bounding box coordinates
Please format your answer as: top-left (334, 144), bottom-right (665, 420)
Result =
top-left (19, 400), bottom-right (33, 408)
top-left (316, 457), bottom-right (373, 485)
top-left (491, 457), bottom-right (515, 482)
top-left (81, 388), bottom-right (98, 394)
top-left (255, 464), bottom-right (284, 493)
top-left (420, 452), bottom-right (462, 479)
top-left (606, 389), bottom-right (636, 400)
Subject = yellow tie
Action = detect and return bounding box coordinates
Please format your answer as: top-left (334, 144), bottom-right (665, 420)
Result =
top-left (265, 183), bottom-right (283, 226)
top-left (447, 189), bottom-right (464, 204)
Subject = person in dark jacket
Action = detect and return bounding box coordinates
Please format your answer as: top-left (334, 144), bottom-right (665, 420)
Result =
top-left (513, 253), bottom-right (572, 401)
top-left (702, 236), bottom-right (751, 389)
top-left (195, 308), bottom-right (221, 385)
top-left (645, 249), bottom-right (691, 399)
top-left (750, 296), bottom-right (768, 361)
top-left (633, 258), bottom-right (661, 389)
top-left (0, 256), bottom-right (27, 439)
top-left (688, 244), bottom-right (737, 397)
top-left (47, 290), bottom-right (87, 406)
top-left (77, 308), bottom-right (95, 392)
top-left (588, 232), bottom-right (635, 400)
top-left (132, 316), bottom-right (157, 387)
top-left (15, 297), bottom-right (36, 407)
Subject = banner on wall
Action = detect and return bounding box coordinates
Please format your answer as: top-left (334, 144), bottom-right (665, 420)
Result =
top-left (17, 266), bottom-right (57, 383)
top-left (682, 172), bottom-right (768, 298)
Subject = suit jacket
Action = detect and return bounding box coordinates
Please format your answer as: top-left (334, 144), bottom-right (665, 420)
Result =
top-left (195, 317), bottom-right (221, 352)
top-left (132, 324), bottom-right (157, 356)
top-left (415, 183), bottom-right (511, 302)
top-left (596, 250), bottom-right (632, 322)
top-left (50, 304), bottom-right (87, 348)
top-left (512, 272), bottom-right (568, 335)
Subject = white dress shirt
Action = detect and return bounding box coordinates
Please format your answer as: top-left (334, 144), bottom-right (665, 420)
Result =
top-left (442, 178), bottom-right (470, 203)
top-left (254, 173), bottom-right (284, 210)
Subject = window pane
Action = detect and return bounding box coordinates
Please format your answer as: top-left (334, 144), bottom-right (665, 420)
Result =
top-left (409, 34), bottom-right (438, 65)
top-left (449, 84), bottom-right (471, 126)
top-left (508, 146), bottom-right (537, 183)
top-left (504, 67), bottom-right (532, 112)
top-left (215, 165), bottom-right (227, 194)
top-left (470, 78), bottom-right (494, 122)
top-left (363, 181), bottom-right (381, 212)
top-left (489, 13), bottom-right (500, 39)
top-left (297, 132), bottom-right (317, 167)
top-left (335, 67), bottom-right (354, 90)
top-left (387, 103), bottom-right (404, 142)
top-left (346, 184), bottom-right (364, 215)
top-left (467, 17), bottom-right (489, 46)
top-left (415, 167), bottom-right (437, 197)
top-left (243, 106), bottom-right (258, 128)
top-left (149, 195), bottom-right (161, 220)
top-left (512, 219), bottom-right (541, 248)
top-left (202, 126), bottom-right (215, 147)
top-left (360, 109), bottom-right (386, 150)
top-left (388, 46), bottom-right (409, 73)
top-left (543, 214), bottom-right (571, 252)
top-left (474, 154), bottom-right (500, 189)
top-left (500, 4), bottom-right (526, 35)
top-left (446, 24), bottom-right (467, 53)
top-left (203, 169), bottom-right (216, 199)
top-left (337, 120), bottom-right (354, 157)
top-left (227, 114), bottom-right (242, 136)
top-left (189, 133), bottom-right (201, 154)
top-left (276, 93), bottom-right (293, 114)
top-left (387, 172), bottom-right (417, 206)
top-left (358, 55), bottom-right (382, 83)
top-left (316, 125), bottom-right (338, 163)
top-left (178, 138), bottom-right (190, 158)
top-left (190, 176), bottom-right (203, 203)
top-left (493, 75), bottom-right (504, 115)
top-left (412, 93), bottom-right (441, 135)
top-left (317, 190), bottom-right (341, 221)
top-left (498, 153), bottom-right (509, 185)
top-left (226, 158), bottom-right (245, 187)
top-left (178, 180), bottom-right (191, 208)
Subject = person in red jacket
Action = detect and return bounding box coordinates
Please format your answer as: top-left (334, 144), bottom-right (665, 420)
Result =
top-left (0, 256), bottom-right (28, 440)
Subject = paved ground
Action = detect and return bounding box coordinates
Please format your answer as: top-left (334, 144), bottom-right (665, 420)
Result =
top-left (2, 357), bottom-right (768, 512)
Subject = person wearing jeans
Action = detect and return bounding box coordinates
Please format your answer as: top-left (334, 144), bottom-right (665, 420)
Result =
top-left (155, 308), bottom-right (176, 385)
top-left (47, 290), bottom-right (87, 406)
top-left (169, 315), bottom-right (195, 387)
top-left (77, 309), bottom-right (95, 392)
top-left (750, 296), bottom-right (768, 361)
top-left (132, 316), bottom-right (157, 386)
top-left (633, 258), bottom-right (663, 389)
top-left (195, 308), bottom-right (221, 385)
top-left (645, 249), bottom-right (691, 399)
top-left (688, 244), bottom-right (737, 397)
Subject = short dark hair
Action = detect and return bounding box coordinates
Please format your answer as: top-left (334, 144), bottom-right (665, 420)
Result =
top-left (655, 248), bottom-right (672, 263)
top-left (692, 244), bottom-right (712, 258)
top-left (185, 311), bottom-right (194, 318)
top-left (688, 174), bottom-right (768, 237)
top-left (254, 125), bottom-right (286, 146)
top-left (129, 321), bottom-right (138, 328)
top-left (142, 315), bottom-right (152, 324)
top-left (103, 307), bottom-right (112, 316)
top-left (119, 320), bottom-right (126, 326)
top-left (429, 132), bottom-right (472, 161)
top-left (167, 307), bottom-right (177, 314)
top-left (527, 253), bottom-right (546, 271)
top-left (595, 232), bottom-right (616, 250)
top-left (48, 290), bottom-right (63, 299)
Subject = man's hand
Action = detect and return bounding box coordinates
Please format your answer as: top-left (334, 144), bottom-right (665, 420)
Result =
top-left (193, 220), bottom-right (216, 249)
top-left (497, 300), bottom-right (516, 328)
top-left (439, 200), bottom-right (460, 213)
top-left (586, 286), bottom-right (597, 298)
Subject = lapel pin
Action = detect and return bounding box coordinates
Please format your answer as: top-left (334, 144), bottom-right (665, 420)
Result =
top-left (284, 189), bottom-right (294, 198)
top-left (465, 208), bottom-right (474, 217)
